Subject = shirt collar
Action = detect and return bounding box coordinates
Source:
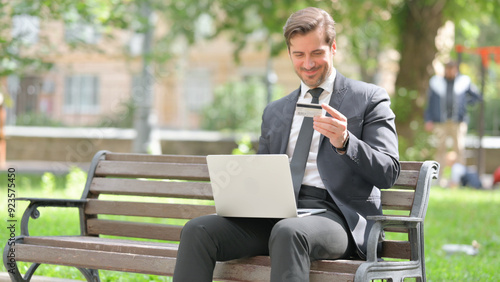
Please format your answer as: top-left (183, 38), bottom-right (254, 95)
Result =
top-left (300, 67), bottom-right (336, 99)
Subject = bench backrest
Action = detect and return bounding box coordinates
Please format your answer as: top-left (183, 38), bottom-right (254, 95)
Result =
top-left (79, 151), bottom-right (434, 261)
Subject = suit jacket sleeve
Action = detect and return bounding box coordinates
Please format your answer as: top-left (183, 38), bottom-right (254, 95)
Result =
top-left (339, 82), bottom-right (400, 189)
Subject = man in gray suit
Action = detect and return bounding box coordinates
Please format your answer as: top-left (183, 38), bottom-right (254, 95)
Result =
top-left (173, 7), bottom-right (400, 281)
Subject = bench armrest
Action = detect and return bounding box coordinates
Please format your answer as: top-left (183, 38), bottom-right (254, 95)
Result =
top-left (367, 215), bottom-right (423, 227)
top-left (17, 198), bottom-right (87, 236)
top-left (365, 215), bottom-right (423, 262)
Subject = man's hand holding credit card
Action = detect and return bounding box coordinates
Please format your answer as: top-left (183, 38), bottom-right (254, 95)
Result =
top-left (295, 102), bottom-right (323, 117)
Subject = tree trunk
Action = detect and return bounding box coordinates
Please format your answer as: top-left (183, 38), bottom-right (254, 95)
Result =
top-left (394, 0), bottom-right (446, 143)
top-left (132, 2), bottom-right (155, 153)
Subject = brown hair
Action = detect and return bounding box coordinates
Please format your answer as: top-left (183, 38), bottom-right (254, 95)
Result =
top-left (283, 7), bottom-right (336, 49)
top-left (445, 60), bottom-right (458, 69)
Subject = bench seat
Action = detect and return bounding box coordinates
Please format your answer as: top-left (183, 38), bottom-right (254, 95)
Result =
top-left (4, 151), bottom-right (439, 282)
top-left (13, 236), bottom-right (364, 281)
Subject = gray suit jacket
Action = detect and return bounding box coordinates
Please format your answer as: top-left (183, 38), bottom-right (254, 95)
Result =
top-left (257, 72), bottom-right (400, 258)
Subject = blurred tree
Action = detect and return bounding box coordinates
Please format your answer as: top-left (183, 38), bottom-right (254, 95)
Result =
top-left (161, 0), bottom-right (500, 145)
top-left (390, 1), bottom-right (500, 144)
top-left (3, 0), bottom-right (500, 148)
top-left (1, 0), bottom-right (159, 153)
top-left (0, 0), bottom-right (131, 76)
top-left (457, 18), bottom-right (500, 137)
top-left (201, 77), bottom-right (283, 133)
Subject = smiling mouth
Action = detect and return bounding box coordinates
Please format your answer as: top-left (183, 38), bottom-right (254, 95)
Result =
top-left (302, 67), bottom-right (319, 75)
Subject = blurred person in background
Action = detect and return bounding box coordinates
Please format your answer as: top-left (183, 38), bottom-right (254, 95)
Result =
top-left (424, 61), bottom-right (482, 185)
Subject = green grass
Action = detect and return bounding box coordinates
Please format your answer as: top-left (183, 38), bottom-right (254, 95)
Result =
top-left (1, 172), bottom-right (500, 281)
top-left (424, 187), bottom-right (500, 281)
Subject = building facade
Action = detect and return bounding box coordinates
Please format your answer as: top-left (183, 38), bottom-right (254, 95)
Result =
top-left (5, 14), bottom-right (308, 130)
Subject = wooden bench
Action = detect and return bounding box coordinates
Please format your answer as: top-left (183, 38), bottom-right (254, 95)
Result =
top-left (4, 150), bottom-right (439, 282)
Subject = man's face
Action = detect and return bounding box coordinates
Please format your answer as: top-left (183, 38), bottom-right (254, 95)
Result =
top-left (444, 65), bottom-right (458, 80)
top-left (288, 28), bottom-right (336, 88)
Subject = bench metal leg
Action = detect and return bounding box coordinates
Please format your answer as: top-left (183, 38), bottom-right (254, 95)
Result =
top-left (3, 237), bottom-right (36, 282)
top-left (77, 268), bottom-right (101, 282)
top-left (16, 263), bottom-right (41, 282)
top-left (4, 260), bottom-right (40, 282)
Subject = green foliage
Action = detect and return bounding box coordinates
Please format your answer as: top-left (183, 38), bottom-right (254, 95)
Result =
top-left (15, 112), bottom-right (65, 126)
top-left (468, 98), bottom-right (500, 136)
top-left (398, 129), bottom-right (434, 162)
top-left (201, 77), bottom-right (281, 132)
top-left (231, 135), bottom-right (256, 155)
top-left (95, 98), bottom-right (136, 128)
top-left (391, 86), bottom-right (435, 161)
top-left (66, 166), bottom-right (87, 191)
top-left (1, 1), bottom-right (117, 76)
top-left (335, 0), bottom-right (402, 83)
top-left (391, 87), bottom-right (420, 124)
top-left (41, 172), bottom-right (56, 193)
top-left (455, 62), bottom-right (500, 136)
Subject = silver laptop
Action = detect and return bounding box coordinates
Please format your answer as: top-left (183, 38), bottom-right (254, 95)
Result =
top-left (206, 154), bottom-right (326, 218)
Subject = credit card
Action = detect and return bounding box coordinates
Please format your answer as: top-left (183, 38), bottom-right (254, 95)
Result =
top-left (295, 103), bottom-right (322, 117)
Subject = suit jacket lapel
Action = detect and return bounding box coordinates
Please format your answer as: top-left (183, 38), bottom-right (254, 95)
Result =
top-left (320, 72), bottom-right (348, 145)
top-left (280, 88), bottom-right (301, 153)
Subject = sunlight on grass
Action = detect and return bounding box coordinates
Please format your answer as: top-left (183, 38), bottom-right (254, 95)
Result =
top-left (425, 187), bottom-right (500, 281)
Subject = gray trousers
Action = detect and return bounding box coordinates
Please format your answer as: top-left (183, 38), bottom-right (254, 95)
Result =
top-left (173, 186), bottom-right (355, 282)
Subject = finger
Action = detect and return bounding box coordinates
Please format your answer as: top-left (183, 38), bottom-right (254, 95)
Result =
top-left (314, 123), bottom-right (345, 148)
top-left (321, 103), bottom-right (346, 121)
top-left (313, 123), bottom-right (335, 138)
top-left (314, 115), bottom-right (347, 131)
top-left (314, 119), bottom-right (346, 136)
top-left (314, 117), bottom-right (341, 130)
top-left (314, 123), bottom-right (336, 135)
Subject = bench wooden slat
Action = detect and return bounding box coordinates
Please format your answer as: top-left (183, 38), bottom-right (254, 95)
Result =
top-left (384, 227), bottom-right (410, 233)
top-left (22, 237), bottom-right (404, 276)
top-left (311, 259), bottom-right (363, 273)
top-left (24, 236), bottom-right (178, 257)
top-left (400, 162), bottom-right (423, 171)
top-left (15, 244), bottom-right (176, 276)
top-left (381, 240), bottom-right (411, 259)
top-left (15, 243), bottom-right (357, 281)
top-left (214, 257), bottom-right (356, 281)
top-left (381, 190), bottom-right (414, 210)
top-left (95, 160), bottom-right (210, 180)
top-left (86, 219), bottom-right (182, 241)
top-left (216, 255), bottom-right (364, 274)
top-left (393, 170), bottom-right (419, 187)
top-left (105, 153), bottom-right (207, 164)
top-left (85, 199), bottom-right (215, 219)
top-left (90, 178), bottom-right (214, 199)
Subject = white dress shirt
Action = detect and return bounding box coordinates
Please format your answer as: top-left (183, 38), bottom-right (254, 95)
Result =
top-left (286, 68), bottom-right (337, 189)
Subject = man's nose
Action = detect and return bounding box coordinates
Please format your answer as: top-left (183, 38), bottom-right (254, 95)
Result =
top-left (304, 57), bottom-right (315, 69)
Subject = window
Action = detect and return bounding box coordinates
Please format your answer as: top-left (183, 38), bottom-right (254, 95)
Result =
top-left (194, 14), bottom-right (214, 40)
top-left (64, 75), bottom-right (100, 114)
top-left (65, 22), bottom-right (100, 44)
top-left (129, 33), bottom-right (144, 56)
top-left (183, 69), bottom-right (213, 111)
top-left (12, 15), bottom-right (40, 44)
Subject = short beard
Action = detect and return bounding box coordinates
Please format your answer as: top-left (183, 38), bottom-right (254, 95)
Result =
top-left (298, 66), bottom-right (330, 88)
